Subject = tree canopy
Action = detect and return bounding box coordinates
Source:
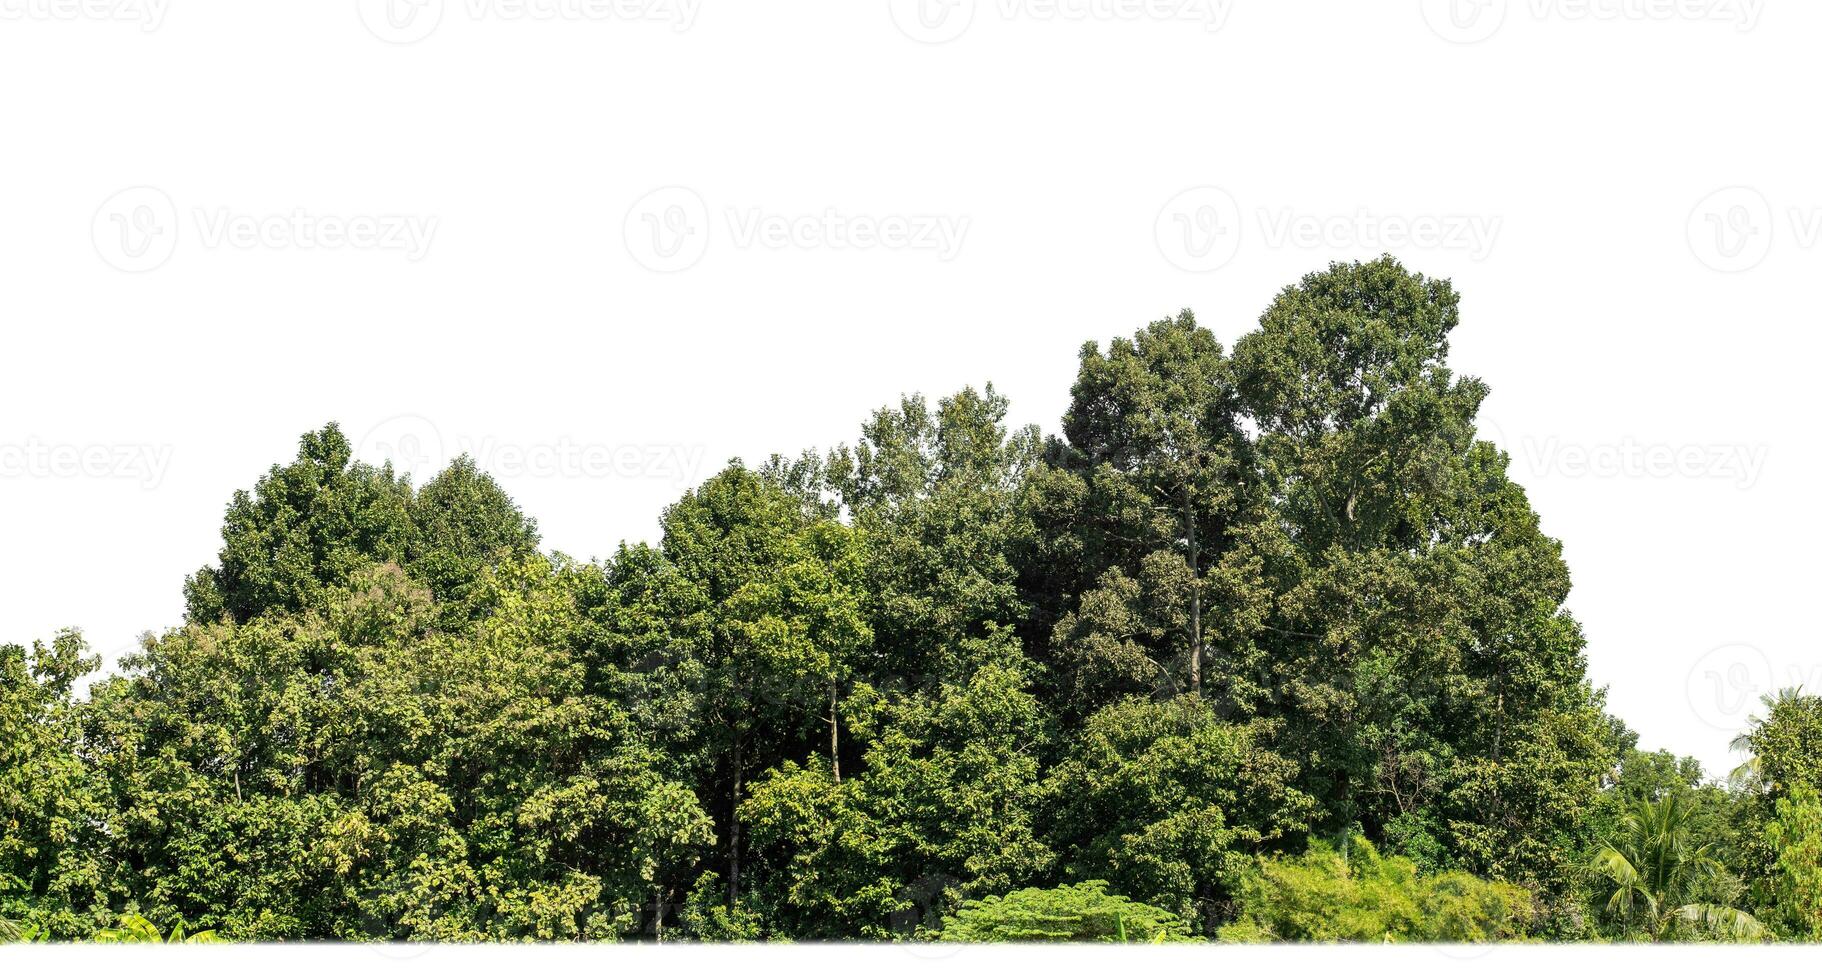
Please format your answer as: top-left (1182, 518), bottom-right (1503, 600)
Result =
top-left (0, 258), bottom-right (1802, 943)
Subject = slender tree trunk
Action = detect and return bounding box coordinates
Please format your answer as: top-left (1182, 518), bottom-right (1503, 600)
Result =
top-left (729, 733), bottom-right (744, 905)
top-left (653, 886), bottom-right (665, 943)
top-left (1186, 487), bottom-right (1202, 698)
top-left (829, 678), bottom-right (841, 784)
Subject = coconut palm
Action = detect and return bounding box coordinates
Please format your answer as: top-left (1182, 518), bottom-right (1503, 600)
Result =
top-left (1728, 687), bottom-right (1812, 793)
top-left (1591, 795), bottom-right (1765, 941)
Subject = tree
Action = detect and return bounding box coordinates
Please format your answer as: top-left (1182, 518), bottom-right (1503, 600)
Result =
top-left (184, 424), bottom-right (416, 623)
top-left (1022, 311), bottom-right (1254, 717)
top-left (0, 631), bottom-right (114, 938)
top-left (1764, 783), bottom-right (1822, 941)
top-left (1590, 796), bottom-right (1764, 942)
top-left (1730, 688), bottom-right (1822, 797)
top-left (1045, 696), bottom-right (1312, 926)
top-left (936, 881), bottom-right (1194, 942)
top-left (739, 630), bottom-right (1053, 938)
top-left (653, 465), bottom-right (871, 914)
top-left (1219, 832), bottom-right (1533, 942)
top-left (1230, 258), bottom-right (1614, 889)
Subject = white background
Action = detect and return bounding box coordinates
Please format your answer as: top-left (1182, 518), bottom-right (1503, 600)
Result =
top-left (1, 0), bottom-right (1814, 784)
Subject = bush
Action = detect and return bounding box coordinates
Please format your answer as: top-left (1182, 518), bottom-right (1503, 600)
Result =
top-left (1219, 834), bottom-right (1534, 942)
top-left (936, 881), bottom-right (1195, 942)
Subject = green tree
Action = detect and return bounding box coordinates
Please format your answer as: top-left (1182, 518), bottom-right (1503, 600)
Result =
top-left (0, 631), bottom-right (115, 937)
top-left (184, 424), bottom-right (417, 623)
top-left (1045, 696), bottom-right (1312, 926)
top-left (1590, 796), bottom-right (1764, 941)
top-left (1764, 783), bottom-right (1822, 940)
top-left (1022, 311), bottom-right (1255, 718)
top-left (1231, 258), bottom-right (1614, 889)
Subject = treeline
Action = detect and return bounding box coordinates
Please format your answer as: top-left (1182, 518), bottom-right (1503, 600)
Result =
top-left (3, 258), bottom-right (1819, 942)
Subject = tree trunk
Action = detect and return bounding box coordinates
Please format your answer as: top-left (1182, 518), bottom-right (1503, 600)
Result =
top-left (829, 678), bottom-right (841, 784)
top-left (729, 734), bottom-right (744, 905)
top-left (1186, 488), bottom-right (1202, 698)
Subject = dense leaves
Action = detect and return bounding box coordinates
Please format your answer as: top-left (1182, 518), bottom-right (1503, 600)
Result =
top-left (0, 259), bottom-right (1805, 942)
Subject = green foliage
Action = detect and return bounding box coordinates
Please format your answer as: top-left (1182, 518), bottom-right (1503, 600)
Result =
top-left (2, 260), bottom-right (1788, 943)
top-left (936, 881), bottom-right (1194, 942)
top-left (1046, 697), bottom-right (1312, 924)
top-left (0, 632), bottom-right (114, 937)
top-left (1764, 784), bottom-right (1822, 940)
top-left (1219, 833), bottom-right (1534, 942)
top-left (1590, 796), bottom-right (1764, 942)
top-left (92, 913), bottom-right (225, 944)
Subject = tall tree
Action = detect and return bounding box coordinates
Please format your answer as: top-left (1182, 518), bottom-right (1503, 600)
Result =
top-left (184, 424), bottom-right (415, 624)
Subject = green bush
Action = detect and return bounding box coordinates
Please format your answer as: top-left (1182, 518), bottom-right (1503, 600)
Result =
top-left (936, 881), bottom-right (1195, 942)
top-left (1219, 834), bottom-right (1534, 942)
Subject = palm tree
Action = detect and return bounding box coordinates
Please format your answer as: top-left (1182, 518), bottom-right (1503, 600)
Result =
top-left (1591, 795), bottom-right (1765, 941)
top-left (92, 914), bottom-right (224, 944)
top-left (1728, 687), bottom-right (1807, 793)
